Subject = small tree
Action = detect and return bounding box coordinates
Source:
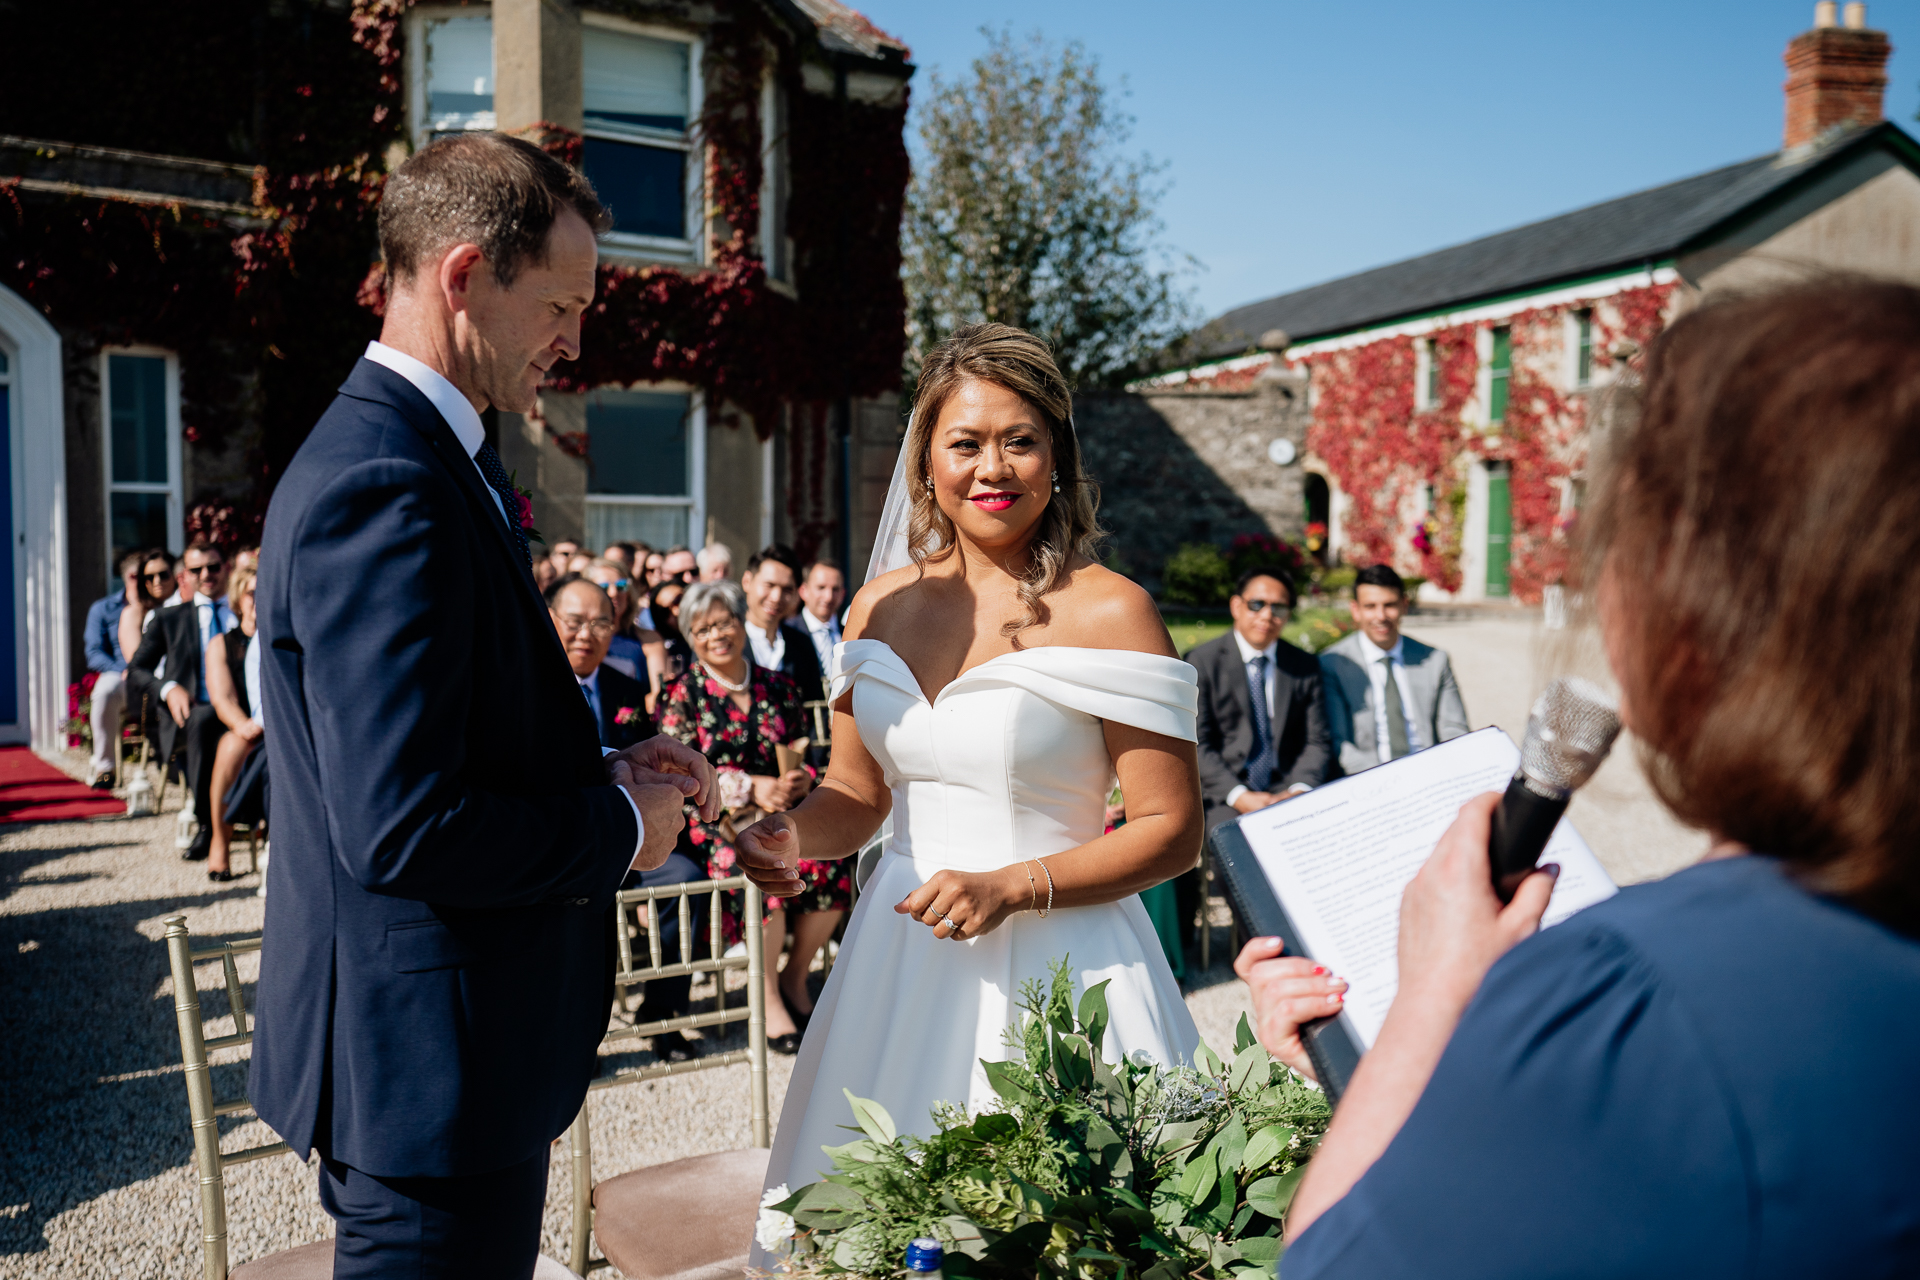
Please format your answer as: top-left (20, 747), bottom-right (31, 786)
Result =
top-left (903, 29), bottom-right (1196, 389)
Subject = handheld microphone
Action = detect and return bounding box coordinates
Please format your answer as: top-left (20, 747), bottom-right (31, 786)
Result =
top-left (1489, 677), bottom-right (1622, 902)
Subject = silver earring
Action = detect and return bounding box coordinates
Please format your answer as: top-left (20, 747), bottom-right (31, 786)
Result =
top-left (1052, 470), bottom-right (1061, 494)
top-left (925, 474), bottom-right (934, 491)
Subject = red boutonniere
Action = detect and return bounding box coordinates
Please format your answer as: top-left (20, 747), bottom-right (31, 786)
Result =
top-left (507, 468), bottom-right (545, 545)
top-left (614, 706), bottom-right (640, 726)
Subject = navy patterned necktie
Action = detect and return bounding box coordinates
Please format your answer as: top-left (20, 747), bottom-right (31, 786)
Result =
top-left (472, 442), bottom-right (531, 567)
top-left (1246, 654), bottom-right (1276, 792)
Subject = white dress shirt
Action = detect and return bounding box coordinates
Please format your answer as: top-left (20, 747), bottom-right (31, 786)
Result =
top-left (800, 608), bottom-right (840, 676)
top-left (1224, 629), bottom-right (1312, 808)
top-left (365, 342), bottom-right (644, 856)
top-left (242, 631), bottom-right (264, 730)
top-left (363, 341), bottom-right (506, 526)
top-left (746, 619), bottom-right (786, 671)
top-left (1357, 631), bottom-right (1425, 762)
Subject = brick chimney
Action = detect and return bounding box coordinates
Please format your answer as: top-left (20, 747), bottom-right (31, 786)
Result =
top-left (1783, 2), bottom-right (1892, 150)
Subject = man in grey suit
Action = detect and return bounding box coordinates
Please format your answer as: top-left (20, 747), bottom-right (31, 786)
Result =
top-left (1319, 564), bottom-right (1470, 775)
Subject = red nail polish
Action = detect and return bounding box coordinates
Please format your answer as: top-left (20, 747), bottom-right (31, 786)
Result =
top-left (1313, 965), bottom-right (1325, 976)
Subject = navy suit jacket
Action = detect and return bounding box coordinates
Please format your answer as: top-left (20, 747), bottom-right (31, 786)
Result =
top-left (593, 663), bottom-right (654, 751)
top-left (250, 359), bottom-right (639, 1179)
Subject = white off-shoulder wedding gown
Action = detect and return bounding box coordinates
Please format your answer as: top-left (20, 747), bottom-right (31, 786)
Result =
top-left (756, 638), bottom-right (1201, 1220)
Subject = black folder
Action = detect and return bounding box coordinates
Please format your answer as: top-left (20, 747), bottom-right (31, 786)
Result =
top-left (1209, 819), bottom-right (1364, 1102)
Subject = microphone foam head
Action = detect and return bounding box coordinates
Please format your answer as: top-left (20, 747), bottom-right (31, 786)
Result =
top-left (1520, 677), bottom-right (1623, 795)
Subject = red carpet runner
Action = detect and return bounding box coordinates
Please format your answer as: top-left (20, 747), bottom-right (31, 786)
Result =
top-left (0, 746), bottom-right (126, 822)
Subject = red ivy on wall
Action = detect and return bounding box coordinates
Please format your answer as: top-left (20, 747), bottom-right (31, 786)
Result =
top-left (1301, 282), bottom-right (1675, 602)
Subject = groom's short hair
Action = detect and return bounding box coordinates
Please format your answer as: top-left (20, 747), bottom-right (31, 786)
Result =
top-left (379, 133), bottom-right (609, 289)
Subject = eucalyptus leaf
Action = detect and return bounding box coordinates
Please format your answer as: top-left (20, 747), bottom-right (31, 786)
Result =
top-left (1230, 1042), bottom-right (1267, 1092)
top-left (1234, 1011), bottom-right (1257, 1054)
top-left (1077, 978), bottom-right (1112, 1047)
top-left (942, 1214), bottom-right (988, 1259)
top-left (818, 1137), bottom-right (878, 1167)
top-left (1196, 1040), bottom-right (1225, 1076)
top-left (1218, 1114), bottom-right (1249, 1173)
top-left (1267, 1163), bottom-right (1308, 1218)
top-left (982, 1059), bottom-right (1034, 1105)
top-left (972, 1111), bottom-right (1019, 1143)
top-left (1244, 1175), bottom-right (1284, 1218)
top-left (1237, 1235), bottom-right (1283, 1264)
top-left (1241, 1123), bottom-right (1294, 1172)
top-left (842, 1089), bottom-right (896, 1144)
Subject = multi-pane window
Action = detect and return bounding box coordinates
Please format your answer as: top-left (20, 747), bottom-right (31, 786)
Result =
top-left (582, 27), bottom-right (696, 246)
top-left (585, 389), bottom-right (700, 550)
top-left (421, 14), bottom-right (495, 138)
top-left (1488, 326), bottom-right (1512, 423)
top-left (1574, 309), bottom-right (1594, 386)
top-left (103, 352), bottom-right (179, 573)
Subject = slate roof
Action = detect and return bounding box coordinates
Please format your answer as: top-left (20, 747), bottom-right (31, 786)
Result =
top-left (1194, 121), bottom-right (1916, 357)
top-left (782, 0), bottom-right (910, 63)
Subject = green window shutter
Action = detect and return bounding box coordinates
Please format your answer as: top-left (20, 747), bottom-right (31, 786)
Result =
top-left (1576, 310), bottom-right (1593, 385)
top-left (1488, 326), bottom-right (1511, 423)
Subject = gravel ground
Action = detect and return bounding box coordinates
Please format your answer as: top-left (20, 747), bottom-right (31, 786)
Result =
top-left (0, 615), bottom-right (1692, 1279)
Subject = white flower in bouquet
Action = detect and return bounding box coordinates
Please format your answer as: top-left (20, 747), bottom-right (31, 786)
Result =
top-left (718, 766), bottom-right (754, 812)
top-left (755, 1184), bottom-right (795, 1252)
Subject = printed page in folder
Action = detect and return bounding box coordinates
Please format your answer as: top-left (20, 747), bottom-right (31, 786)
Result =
top-left (1234, 727), bottom-right (1616, 1050)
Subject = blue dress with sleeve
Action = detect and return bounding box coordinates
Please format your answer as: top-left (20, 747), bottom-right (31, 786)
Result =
top-left (1281, 856), bottom-right (1920, 1279)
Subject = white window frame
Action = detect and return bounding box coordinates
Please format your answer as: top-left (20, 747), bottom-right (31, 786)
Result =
top-left (1568, 308), bottom-right (1594, 390)
top-left (408, 5), bottom-right (498, 151)
top-left (100, 346), bottom-right (184, 577)
top-left (1413, 338), bottom-right (1435, 410)
top-left (582, 385), bottom-right (706, 552)
top-left (581, 13), bottom-right (704, 266)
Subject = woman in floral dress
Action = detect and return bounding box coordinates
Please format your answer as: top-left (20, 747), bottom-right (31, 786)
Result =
top-left (656, 580), bottom-right (851, 1053)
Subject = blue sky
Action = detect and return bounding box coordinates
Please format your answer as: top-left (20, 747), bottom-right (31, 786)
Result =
top-left (856, 0), bottom-right (1920, 319)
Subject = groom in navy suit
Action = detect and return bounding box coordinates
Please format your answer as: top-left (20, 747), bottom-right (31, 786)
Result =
top-left (251, 134), bottom-right (717, 1278)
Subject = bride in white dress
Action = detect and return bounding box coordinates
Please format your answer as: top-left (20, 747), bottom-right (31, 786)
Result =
top-left (734, 323), bottom-right (1204, 1230)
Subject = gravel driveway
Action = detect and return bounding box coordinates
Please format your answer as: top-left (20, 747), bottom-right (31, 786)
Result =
top-left (0, 610), bottom-right (1696, 1278)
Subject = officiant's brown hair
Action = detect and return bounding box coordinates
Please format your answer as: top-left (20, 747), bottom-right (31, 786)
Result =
top-left (1581, 280), bottom-right (1920, 929)
top-left (907, 324), bottom-right (1103, 639)
top-left (379, 132), bottom-right (609, 289)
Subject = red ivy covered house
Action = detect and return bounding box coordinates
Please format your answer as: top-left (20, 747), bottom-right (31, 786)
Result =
top-left (0, 0), bottom-right (911, 751)
top-left (1159, 3), bottom-right (1918, 604)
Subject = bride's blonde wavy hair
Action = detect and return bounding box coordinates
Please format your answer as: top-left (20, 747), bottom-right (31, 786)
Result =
top-left (906, 323), bottom-right (1104, 639)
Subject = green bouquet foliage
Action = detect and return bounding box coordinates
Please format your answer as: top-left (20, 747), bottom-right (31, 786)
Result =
top-left (763, 960), bottom-right (1330, 1279)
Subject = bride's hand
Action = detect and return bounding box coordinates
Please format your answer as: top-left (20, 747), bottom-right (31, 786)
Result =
top-left (734, 813), bottom-right (806, 898)
top-left (895, 866), bottom-right (1025, 941)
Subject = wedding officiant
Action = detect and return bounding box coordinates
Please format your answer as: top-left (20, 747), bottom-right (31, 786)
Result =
top-left (1244, 281), bottom-right (1920, 1278)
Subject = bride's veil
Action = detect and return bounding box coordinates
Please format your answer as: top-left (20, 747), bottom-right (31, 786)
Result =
top-left (863, 412), bottom-right (917, 586)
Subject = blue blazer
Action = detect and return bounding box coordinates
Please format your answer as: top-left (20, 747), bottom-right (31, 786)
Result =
top-left (249, 359), bottom-right (638, 1179)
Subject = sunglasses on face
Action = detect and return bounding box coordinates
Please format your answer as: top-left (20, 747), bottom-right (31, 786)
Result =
top-left (602, 579), bottom-right (630, 593)
top-left (1242, 599), bottom-right (1290, 614)
top-left (144, 571), bottom-right (174, 583)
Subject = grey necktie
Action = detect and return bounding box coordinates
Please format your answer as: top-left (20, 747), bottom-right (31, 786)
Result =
top-left (1381, 655), bottom-right (1410, 760)
top-left (1246, 655), bottom-right (1276, 792)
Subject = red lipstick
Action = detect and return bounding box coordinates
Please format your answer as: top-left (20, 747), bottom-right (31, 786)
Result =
top-left (969, 491), bottom-right (1020, 512)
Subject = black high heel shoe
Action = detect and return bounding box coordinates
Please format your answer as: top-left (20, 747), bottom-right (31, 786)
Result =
top-left (779, 987), bottom-right (813, 1033)
top-left (208, 868), bottom-right (237, 883)
top-left (769, 1031), bottom-right (803, 1056)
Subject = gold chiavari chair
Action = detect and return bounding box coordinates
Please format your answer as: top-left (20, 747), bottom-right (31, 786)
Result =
top-left (568, 874), bottom-right (770, 1279)
top-left (161, 915), bottom-right (315, 1280)
top-left (162, 916), bottom-right (580, 1279)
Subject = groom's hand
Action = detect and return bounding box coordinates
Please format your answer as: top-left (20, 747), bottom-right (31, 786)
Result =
top-left (609, 736), bottom-right (721, 822)
top-left (612, 757), bottom-right (691, 872)
top-left (735, 814), bottom-right (806, 897)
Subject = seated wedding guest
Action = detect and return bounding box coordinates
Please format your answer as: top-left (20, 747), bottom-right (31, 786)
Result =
top-left (533, 556), bottom-right (558, 593)
top-left (546, 537), bottom-right (580, 581)
top-left (643, 549), bottom-right (666, 590)
top-left (583, 556), bottom-right (668, 708)
top-left (1248, 282), bottom-right (1920, 1277)
top-left (82, 552), bottom-right (145, 788)
top-left (544, 575), bottom-right (653, 750)
top-left (651, 581), bottom-right (692, 678)
top-left (742, 543), bottom-right (826, 705)
top-left (1318, 564), bottom-right (1467, 775)
top-left (119, 549), bottom-right (173, 660)
top-left (1182, 566), bottom-right (1331, 952)
top-left (796, 559), bottom-right (846, 677)
top-left (203, 565), bottom-right (266, 882)
top-left (659, 545), bottom-right (697, 586)
top-left (129, 539), bottom-right (236, 861)
top-left (603, 540), bottom-right (642, 575)
top-left (695, 542), bottom-right (734, 583)
top-left (657, 580), bottom-right (848, 1053)
top-left (232, 544), bottom-right (260, 580)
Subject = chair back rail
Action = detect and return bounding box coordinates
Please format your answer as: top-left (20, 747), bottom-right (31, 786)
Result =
top-left (163, 917), bottom-right (286, 1280)
top-left (568, 875), bottom-right (768, 1274)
